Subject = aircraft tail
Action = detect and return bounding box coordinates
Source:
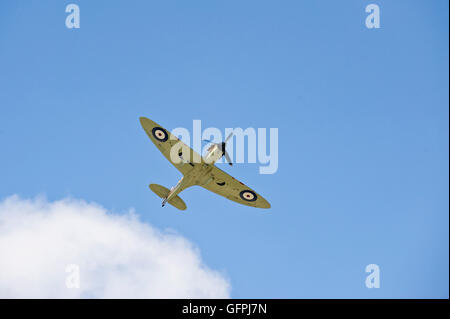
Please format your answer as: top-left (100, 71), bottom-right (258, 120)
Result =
top-left (149, 184), bottom-right (187, 211)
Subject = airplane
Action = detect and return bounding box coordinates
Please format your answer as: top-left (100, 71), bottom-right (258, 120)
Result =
top-left (139, 117), bottom-right (271, 210)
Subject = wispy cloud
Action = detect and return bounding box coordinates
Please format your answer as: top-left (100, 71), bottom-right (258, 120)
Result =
top-left (0, 195), bottom-right (230, 298)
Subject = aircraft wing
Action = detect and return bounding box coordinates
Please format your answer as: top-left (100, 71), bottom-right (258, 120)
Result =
top-left (200, 165), bottom-right (271, 209)
top-left (140, 117), bottom-right (202, 175)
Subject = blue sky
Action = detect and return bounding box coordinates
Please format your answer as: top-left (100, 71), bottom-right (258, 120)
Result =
top-left (0, 0), bottom-right (448, 298)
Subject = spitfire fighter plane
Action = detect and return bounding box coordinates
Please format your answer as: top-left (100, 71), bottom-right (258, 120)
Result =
top-left (140, 117), bottom-right (271, 210)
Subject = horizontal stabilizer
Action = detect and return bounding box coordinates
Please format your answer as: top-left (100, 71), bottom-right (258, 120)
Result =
top-left (149, 184), bottom-right (187, 211)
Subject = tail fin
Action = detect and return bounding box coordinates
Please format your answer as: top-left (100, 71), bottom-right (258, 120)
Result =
top-left (149, 184), bottom-right (187, 211)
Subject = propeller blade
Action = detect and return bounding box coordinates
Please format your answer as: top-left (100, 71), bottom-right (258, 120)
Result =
top-left (225, 133), bottom-right (233, 143)
top-left (225, 132), bottom-right (233, 143)
top-left (224, 151), bottom-right (233, 166)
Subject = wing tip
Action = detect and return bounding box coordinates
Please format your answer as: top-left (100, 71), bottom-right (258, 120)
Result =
top-left (260, 201), bottom-right (271, 209)
top-left (139, 116), bottom-right (150, 127)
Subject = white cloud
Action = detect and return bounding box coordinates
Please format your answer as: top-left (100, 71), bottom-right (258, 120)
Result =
top-left (0, 195), bottom-right (230, 298)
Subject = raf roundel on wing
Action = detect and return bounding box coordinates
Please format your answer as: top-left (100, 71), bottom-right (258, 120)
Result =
top-left (240, 190), bottom-right (257, 202)
top-left (152, 127), bottom-right (168, 142)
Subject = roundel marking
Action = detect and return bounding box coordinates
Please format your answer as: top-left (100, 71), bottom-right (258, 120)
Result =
top-left (239, 190), bottom-right (257, 202)
top-left (152, 127), bottom-right (168, 142)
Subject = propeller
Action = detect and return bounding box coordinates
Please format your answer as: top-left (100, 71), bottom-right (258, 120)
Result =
top-left (203, 132), bottom-right (234, 165)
